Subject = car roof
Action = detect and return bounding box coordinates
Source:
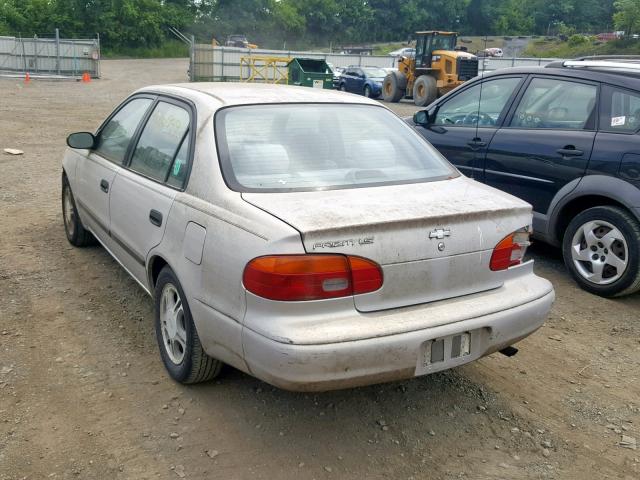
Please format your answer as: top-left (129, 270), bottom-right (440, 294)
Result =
top-left (482, 65), bottom-right (640, 88)
top-left (136, 82), bottom-right (381, 108)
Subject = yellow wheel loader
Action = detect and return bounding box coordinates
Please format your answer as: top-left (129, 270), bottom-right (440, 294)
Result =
top-left (383, 31), bottom-right (478, 106)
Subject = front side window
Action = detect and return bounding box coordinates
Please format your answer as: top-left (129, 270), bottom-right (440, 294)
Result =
top-left (601, 87), bottom-right (640, 133)
top-left (95, 98), bottom-right (153, 164)
top-left (434, 77), bottom-right (521, 127)
top-left (510, 78), bottom-right (597, 130)
top-left (431, 35), bottom-right (455, 51)
top-left (129, 101), bottom-right (190, 183)
top-left (215, 104), bottom-right (457, 192)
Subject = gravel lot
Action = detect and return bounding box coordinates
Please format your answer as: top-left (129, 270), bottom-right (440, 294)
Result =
top-left (1, 58), bottom-right (639, 480)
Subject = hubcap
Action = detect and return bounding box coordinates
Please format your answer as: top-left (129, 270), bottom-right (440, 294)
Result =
top-left (63, 186), bottom-right (75, 234)
top-left (365, 86), bottom-right (370, 97)
top-left (571, 220), bottom-right (628, 285)
top-left (160, 284), bottom-right (187, 364)
top-left (418, 84), bottom-right (425, 97)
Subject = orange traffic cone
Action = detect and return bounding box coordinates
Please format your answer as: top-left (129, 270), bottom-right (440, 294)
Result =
top-left (24, 72), bottom-right (30, 84)
top-left (81, 72), bottom-right (91, 83)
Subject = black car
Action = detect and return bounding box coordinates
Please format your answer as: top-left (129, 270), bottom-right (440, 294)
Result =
top-left (411, 58), bottom-right (640, 297)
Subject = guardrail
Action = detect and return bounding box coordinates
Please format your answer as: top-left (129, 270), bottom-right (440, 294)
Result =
top-left (479, 56), bottom-right (561, 72)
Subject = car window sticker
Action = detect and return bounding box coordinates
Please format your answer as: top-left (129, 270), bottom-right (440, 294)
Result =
top-left (611, 116), bottom-right (626, 127)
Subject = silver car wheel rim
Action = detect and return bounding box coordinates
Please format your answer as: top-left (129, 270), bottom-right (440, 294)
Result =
top-left (571, 220), bottom-right (628, 285)
top-left (160, 284), bottom-right (187, 365)
top-left (63, 186), bottom-right (75, 234)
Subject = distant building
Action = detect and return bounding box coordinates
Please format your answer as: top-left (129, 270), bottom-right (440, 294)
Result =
top-left (336, 46), bottom-right (374, 55)
top-left (596, 32), bottom-right (624, 42)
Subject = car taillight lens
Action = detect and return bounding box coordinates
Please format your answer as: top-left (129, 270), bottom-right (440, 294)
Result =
top-left (490, 227), bottom-right (532, 271)
top-left (243, 254), bottom-right (383, 301)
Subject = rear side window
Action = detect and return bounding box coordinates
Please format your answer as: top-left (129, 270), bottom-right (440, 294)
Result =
top-left (510, 78), bottom-right (597, 130)
top-left (600, 86), bottom-right (640, 133)
top-left (95, 98), bottom-right (152, 164)
top-left (166, 135), bottom-right (190, 188)
top-left (129, 101), bottom-right (190, 184)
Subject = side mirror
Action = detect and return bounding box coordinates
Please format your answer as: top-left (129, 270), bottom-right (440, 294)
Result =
top-left (413, 110), bottom-right (430, 126)
top-left (67, 132), bottom-right (96, 150)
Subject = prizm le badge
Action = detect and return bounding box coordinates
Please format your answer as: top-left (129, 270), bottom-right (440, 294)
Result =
top-left (428, 228), bottom-right (451, 240)
top-left (312, 237), bottom-right (374, 250)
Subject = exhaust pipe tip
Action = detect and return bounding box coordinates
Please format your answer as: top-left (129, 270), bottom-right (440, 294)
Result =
top-left (499, 346), bottom-right (519, 357)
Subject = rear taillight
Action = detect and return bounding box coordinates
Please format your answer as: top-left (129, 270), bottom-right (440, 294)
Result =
top-left (490, 227), bottom-right (532, 271)
top-left (243, 254), bottom-right (383, 301)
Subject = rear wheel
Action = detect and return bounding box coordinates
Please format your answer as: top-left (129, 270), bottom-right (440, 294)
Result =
top-left (155, 266), bottom-right (222, 383)
top-left (562, 206), bottom-right (640, 297)
top-left (382, 72), bottom-right (406, 103)
top-left (62, 175), bottom-right (94, 247)
top-left (413, 75), bottom-right (438, 106)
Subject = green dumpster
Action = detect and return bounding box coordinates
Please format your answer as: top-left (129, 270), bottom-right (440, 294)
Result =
top-left (287, 58), bottom-right (334, 89)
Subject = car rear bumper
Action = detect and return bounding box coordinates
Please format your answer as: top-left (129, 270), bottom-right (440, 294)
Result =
top-left (241, 272), bottom-right (554, 391)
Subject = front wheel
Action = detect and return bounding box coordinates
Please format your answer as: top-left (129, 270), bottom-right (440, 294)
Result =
top-left (62, 175), bottom-right (95, 247)
top-left (364, 85), bottom-right (372, 98)
top-left (155, 266), bottom-right (222, 383)
top-left (562, 206), bottom-right (640, 297)
top-left (340, 83), bottom-right (347, 92)
top-left (413, 75), bottom-right (438, 106)
top-left (382, 72), bottom-right (406, 103)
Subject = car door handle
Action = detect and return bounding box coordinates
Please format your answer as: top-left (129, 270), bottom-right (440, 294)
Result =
top-left (467, 138), bottom-right (487, 149)
top-left (100, 179), bottom-right (109, 193)
top-left (149, 209), bottom-right (163, 227)
top-left (557, 147), bottom-right (583, 157)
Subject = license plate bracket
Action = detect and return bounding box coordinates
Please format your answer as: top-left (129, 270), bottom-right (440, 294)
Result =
top-left (424, 332), bottom-right (471, 367)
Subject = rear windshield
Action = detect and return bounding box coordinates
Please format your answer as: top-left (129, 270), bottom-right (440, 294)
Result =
top-left (215, 103), bottom-right (458, 192)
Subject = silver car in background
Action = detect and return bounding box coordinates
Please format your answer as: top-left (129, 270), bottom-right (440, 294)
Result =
top-left (61, 83), bottom-right (554, 391)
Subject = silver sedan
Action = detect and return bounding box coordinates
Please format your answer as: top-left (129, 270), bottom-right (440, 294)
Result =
top-left (61, 83), bottom-right (554, 391)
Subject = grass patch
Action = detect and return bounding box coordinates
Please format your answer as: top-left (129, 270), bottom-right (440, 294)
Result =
top-left (102, 40), bottom-right (189, 59)
top-left (523, 38), bottom-right (640, 58)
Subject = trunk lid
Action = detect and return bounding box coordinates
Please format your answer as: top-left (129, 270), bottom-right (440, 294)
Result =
top-left (242, 177), bottom-right (532, 312)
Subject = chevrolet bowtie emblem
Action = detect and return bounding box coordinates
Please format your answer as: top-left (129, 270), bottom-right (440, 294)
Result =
top-left (429, 228), bottom-right (451, 240)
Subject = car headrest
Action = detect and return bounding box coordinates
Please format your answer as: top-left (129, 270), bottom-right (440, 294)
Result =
top-left (229, 143), bottom-right (289, 177)
top-left (350, 139), bottom-right (396, 168)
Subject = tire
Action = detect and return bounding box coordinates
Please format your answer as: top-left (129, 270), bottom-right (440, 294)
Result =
top-left (413, 75), bottom-right (438, 106)
top-left (62, 174), bottom-right (95, 247)
top-left (364, 85), bottom-right (372, 98)
top-left (382, 71), bottom-right (406, 103)
top-left (340, 83), bottom-right (347, 92)
top-left (154, 266), bottom-right (222, 383)
top-left (562, 206), bottom-right (640, 297)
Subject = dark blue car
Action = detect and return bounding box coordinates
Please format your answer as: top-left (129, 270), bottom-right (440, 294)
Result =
top-left (411, 59), bottom-right (640, 297)
top-left (339, 66), bottom-right (387, 98)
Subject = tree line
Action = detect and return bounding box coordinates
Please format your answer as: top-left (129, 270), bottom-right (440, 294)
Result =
top-left (0, 0), bottom-right (633, 51)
